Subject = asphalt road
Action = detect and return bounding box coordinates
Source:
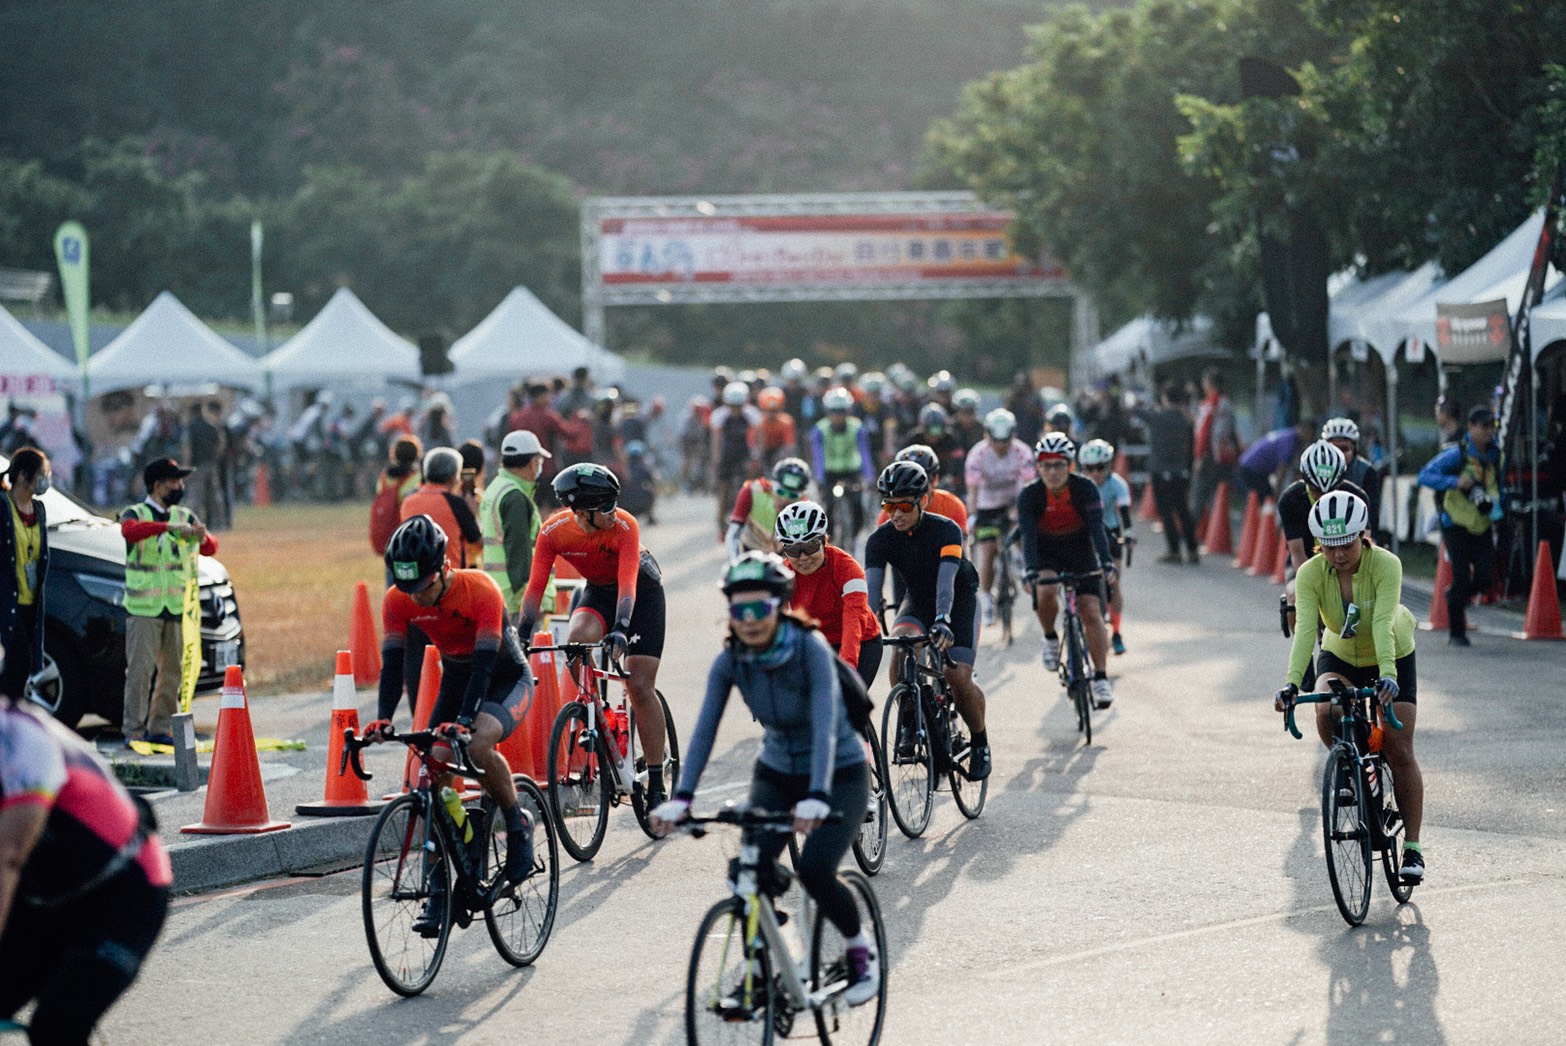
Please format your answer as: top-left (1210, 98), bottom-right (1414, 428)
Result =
top-left (101, 493), bottom-right (1566, 1045)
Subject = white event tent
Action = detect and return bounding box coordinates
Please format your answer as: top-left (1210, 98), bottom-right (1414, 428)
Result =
top-left (0, 303), bottom-right (77, 386)
top-left (86, 291), bottom-right (263, 395)
top-left (1089, 314), bottom-right (1219, 384)
top-left (1327, 262), bottom-right (1443, 364)
top-left (263, 287), bottom-right (420, 392)
top-left (449, 287), bottom-right (626, 385)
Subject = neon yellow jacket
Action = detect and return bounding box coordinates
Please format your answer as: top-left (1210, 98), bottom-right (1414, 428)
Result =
top-left (1288, 542), bottom-right (1415, 685)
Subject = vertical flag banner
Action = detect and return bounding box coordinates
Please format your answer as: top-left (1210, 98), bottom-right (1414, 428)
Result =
top-left (252, 220), bottom-right (270, 398)
top-left (53, 220), bottom-right (91, 398)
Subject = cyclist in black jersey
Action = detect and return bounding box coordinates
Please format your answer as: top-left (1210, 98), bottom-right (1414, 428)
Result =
top-left (1280, 440), bottom-right (1367, 641)
top-left (863, 461), bottom-right (991, 780)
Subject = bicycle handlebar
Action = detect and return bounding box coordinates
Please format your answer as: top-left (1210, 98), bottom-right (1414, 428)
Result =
top-left (1282, 684), bottom-right (1404, 739)
top-left (524, 640), bottom-right (626, 674)
top-left (678, 805), bottom-right (846, 839)
top-left (880, 632), bottom-right (953, 667)
top-left (339, 727), bottom-right (487, 783)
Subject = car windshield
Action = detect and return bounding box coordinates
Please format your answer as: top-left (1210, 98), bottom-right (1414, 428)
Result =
top-left (0, 452), bottom-right (105, 526)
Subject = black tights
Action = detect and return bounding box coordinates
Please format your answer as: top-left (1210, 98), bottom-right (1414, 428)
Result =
top-left (748, 761), bottom-right (870, 938)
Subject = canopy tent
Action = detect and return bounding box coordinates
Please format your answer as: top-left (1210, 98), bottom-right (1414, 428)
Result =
top-left (0, 303), bottom-right (77, 385)
top-left (1327, 262), bottom-right (1444, 364)
top-left (1527, 282), bottom-right (1566, 360)
top-left (449, 287), bottom-right (627, 385)
top-left (263, 287), bottom-right (420, 391)
top-left (86, 291), bottom-right (263, 395)
top-left (1089, 314), bottom-right (1219, 382)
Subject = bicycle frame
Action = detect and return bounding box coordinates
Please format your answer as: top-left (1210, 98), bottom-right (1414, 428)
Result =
top-left (1284, 683), bottom-right (1405, 848)
top-left (555, 643), bottom-right (638, 798)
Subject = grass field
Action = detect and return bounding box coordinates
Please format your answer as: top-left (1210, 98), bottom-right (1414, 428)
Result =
top-left (223, 502), bottom-right (385, 695)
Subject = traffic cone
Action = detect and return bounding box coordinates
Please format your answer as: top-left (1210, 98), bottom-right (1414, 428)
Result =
top-left (1429, 540), bottom-right (1451, 631)
top-left (392, 646), bottom-right (443, 796)
top-left (1522, 542), bottom-right (1564, 640)
top-left (183, 666), bottom-right (291, 834)
top-left (1233, 491), bottom-right (1260, 569)
top-left (1248, 503), bottom-right (1279, 578)
top-left (496, 640), bottom-right (543, 779)
top-left (350, 581), bottom-right (381, 685)
top-left (297, 652), bottom-right (384, 816)
top-left (252, 463), bottom-right (272, 507)
top-left (528, 633), bottom-right (566, 787)
top-left (1271, 526), bottom-right (1290, 584)
top-left (1201, 481), bottom-right (1233, 556)
top-left (1138, 482), bottom-right (1158, 522)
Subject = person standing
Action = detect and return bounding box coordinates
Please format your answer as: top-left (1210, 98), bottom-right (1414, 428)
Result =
top-left (401, 448), bottom-right (483, 570)
top-left (0, 449), bottom-right (52, 698)
top-left (183, 401), bottom-right (227, 531)
top-left (1135, 382), bottom-right (1201, 564)
top-left (120, 458), bottom-right (217, 746)
top-left (479, 430), bottom-right (551, 625)
top-left (1191, 368), bottom-right (1239, 524)
top-left (1417, 406), bottom-right (1502, 646)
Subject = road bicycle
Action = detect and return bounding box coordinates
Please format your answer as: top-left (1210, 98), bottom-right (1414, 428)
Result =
top-left (1035, 570), bottom-right (1105, 746)
top-left (879, 634), bottom-right (985, 838)
top-left (850, 724), bottom-right (887, 876)
top-left (823, 476), bottom-right (866, 552)
top-left (680, 806), bottom-right (887, 1045)
top-left (1282, 681), bottom-right (1413, 926)
top-left (340, 727), bottom-right (559, 996)
top-left (979, 522), bottom-right (1022, 647)
top-left (543, 641), bottom-right (682, 861)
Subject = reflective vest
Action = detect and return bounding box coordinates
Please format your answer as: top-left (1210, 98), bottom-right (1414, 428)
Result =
top-left (1441, 445), bottom-right (1501, 536)
top-left (123, 502), bottom-right (197, 618)
top-left (816, 417), bottom-right (863, 475)
top-left (401, 485), bottom-right (466, 568)
top-left (478, 470), bottom-right (546, 614)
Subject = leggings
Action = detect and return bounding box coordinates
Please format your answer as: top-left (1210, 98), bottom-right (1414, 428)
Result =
top-left (854, 637), bottom-right (883, 691)
top-left (748, 761), bottom-right (870, 938)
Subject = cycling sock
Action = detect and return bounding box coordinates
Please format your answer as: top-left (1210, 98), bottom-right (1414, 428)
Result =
top-left (1110, 609), bottom-right (1121, 631)
top-left (647, 767), bottom-right (665, 790)
top-left (1093, 670), bottom-right (1107, 681)
top-left (1403, 840), bottom-right (1422, 853)
top-left (503, 802), bottom-right (527, 832)
top-left (1044, 632), bottom-right (1058, 641)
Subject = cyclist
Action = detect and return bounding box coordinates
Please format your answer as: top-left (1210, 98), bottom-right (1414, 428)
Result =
top-left (709, 380), bottom-right (761, 540)
top-left (517, 464), bottom-right (670, 809)
top-left (1321, 417), bottom-right (1382, 537)
top-left (780, 358), bottom-right (811, 422)
top-left (725, 456), bottom-right (812, 559)
top-left (950, 389), bottom-right (987, 487)
top-left (1279, 441), bottom-right (1369, 646)
top-left (878, 445), bottom-right (968, 531)
top-left (754, 386), bottom-right (797, 470)
top-left (366, 515), bottom-right (538, 934)
top-left (0, 681), bottom-right (171, 1044)
top-left (809, 387), bottom-right (874, 544)
top-left (1077, 438), bottom-right (1134, 655)
top-left (964, 409), bottom-right (1034, 627)
top-left (1019, 433), bottom-right (1117, 708)
top-left (905, 403), bottom-right (966, 498)
top-left (774, 501), bottom-right (883, 686)
top-left (1275, 492), bottom-right (1424, 885)
top-left (854, 372), bottom-right (895, 469)
top-left (650, 552), bottom-right (879, 1006)
top-left (864, 460), bottom-right (991, 780)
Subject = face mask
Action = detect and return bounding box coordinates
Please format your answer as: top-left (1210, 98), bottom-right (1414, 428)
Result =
top-left (163, 487), bottom-right (186, 505)
top-left (32, 475), bottom-right (50, 495)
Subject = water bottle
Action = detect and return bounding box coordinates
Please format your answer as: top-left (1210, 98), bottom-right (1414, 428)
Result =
top-left (611, 707), bottom-right (630, 758)
top-left (441, 786), bottom-right (473, 844)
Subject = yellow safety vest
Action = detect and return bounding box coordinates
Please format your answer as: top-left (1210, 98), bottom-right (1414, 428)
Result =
top-left (478, 470), bottom-right (548, 614)
top-left (123, 502), bottom-right (197, 618)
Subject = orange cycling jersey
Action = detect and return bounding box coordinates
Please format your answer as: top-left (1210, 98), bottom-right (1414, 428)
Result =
top-left (383, 569), bottom-right (506, 655)
top-left (876, 488), bottom-right (968, 532)
top-left (523, 508), bottom-right (643, 608)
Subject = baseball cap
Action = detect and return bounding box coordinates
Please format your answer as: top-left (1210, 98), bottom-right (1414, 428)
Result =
top-left (501, 430), bottom-right (552, 458)
top-left (1467, 406), bottom-right (1496, 426)
top-left (143, 457), bottom-right (194, 487)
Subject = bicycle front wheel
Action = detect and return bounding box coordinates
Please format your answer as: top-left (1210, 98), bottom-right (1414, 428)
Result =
top-left (687, 897), bottom-right (776, 1046)
top-left (631, 689), bottom-right (683, 838)
top-left (995, 567), bottom-right (1015, 647)
top-left (1376, 759), bottom-right (1413, 904)
top-left (811, 869), bottom-right (887, 1046)
top-left (881, 684), bottom-right (934, 839)
top-left (547, 700), bottom-right (611, 862)
top-left (853, 724), bottom-right (888, 875)
top-left (362, 793), bottom-right (450, 996)
top-left (1067, 616), bottom-right (1092, 746)
top-left (1322, 745), bottom-right (1373, 926)
top-left (485, 776), bottom-right (560, 966)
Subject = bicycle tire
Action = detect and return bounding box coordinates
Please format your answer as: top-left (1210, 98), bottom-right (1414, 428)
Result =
top-left (686, 896), bottom-right (776, 1045)
top-left (631, 689), bottom-right (683, 838)
top-left (1376, 759), bottom-right (1414, 903)
top-left (853, 724), bottom-right (889, 875)
top-left (1067, 616), bottom-right (1092, 745)
top-left (1322, 745), bottom-right (1373, 926)
top-left (362, 793), bottom-right (450, 996)
top-left (810, 869), bottom-right (887, 1046)
top-left (995, 566), bottom-right (1015, 647)
top-left (946, 712), bottom-right (987, 820)
top-left (547, 700), bottom-right (611, 862)
top-left (485, 776), bottom-right (560, 967)
top-left (880, 684), bottom-right (934, 839)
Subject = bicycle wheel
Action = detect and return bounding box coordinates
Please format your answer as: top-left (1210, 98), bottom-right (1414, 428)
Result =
top-left (631, 689), bottom-right (683, 838)
top-left (946, 711), bottom-right (987, 820)
top-left (811, 869), bottom-right (887, 1046)
top-left (362, 793), bottom-right (450, 996)
top-left (1321, 745), bottom-right (1373, 926)
top-left (547, 701), bottom-right (611, 862)
top-left (687, 897), bottom-right (776, 1045)
top-left (995, 562), bottom-right (1015, 647)
top-left (1067, 617), bottom-right (1092, 746)
top-left (880, 684), bottom-right (934, 839)
top-left (485, 777), bottom-right (560, 967)
top-left (853, 725), bottom-right (888, 875)
top-left (1376, 759), bottom-right (1414, 903)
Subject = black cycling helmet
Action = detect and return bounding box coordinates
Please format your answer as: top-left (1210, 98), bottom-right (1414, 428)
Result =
top-left (385, 515), bottom-right (448, 592)
top-left (721, 550), bottom-right (795, 600)
top-left (771, 457), bottom-right (811, 496)
top-left (877, 459), bottom-right (931, 501)
top-left (553, 462), bottom-right (620, 512)
top-left (894, 444), bottom-right (940, 481)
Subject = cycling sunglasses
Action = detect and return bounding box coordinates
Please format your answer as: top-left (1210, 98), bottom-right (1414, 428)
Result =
top-left (729, 596), bottom-right (782, 622)
top-left (881, 500), bottom-right (919, 514)
top-left (780, 537), bottom-right (824, 557)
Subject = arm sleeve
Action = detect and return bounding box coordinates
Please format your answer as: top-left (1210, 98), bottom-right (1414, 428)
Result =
top-left (614, 516), bottom-right (642, 629)
top-left (964, 444), bottom-right (983, 497)
top-left (935, 559), bottom-right (958, 620)
top-left (1117, 505), bottom-right (1133, 533)
top-left (1371, 552), bottom-right (1402, 680)
top-left (1362, 464), bottom-right (1383, 530)
top-left (724, 521), bottom-right (744, 559)
top-left (120, 519), bottom-right (168, 543)
top-left (1417, 447), bottom-right (1460, 491)
top-left (447, 494), bottom-right (484, 544)
top-left (674, 654), bottom-right (735, 800)
top-left (519, 525), bottom-right (557, 624)
top-left (500, 490), bottom-right (534, 595)
top-left (378, 596), bottom-right (409, 719)
top-left (1287, 564), bottom-right (1322, 687)
top-left (804, 632), bottom-right (841, 798)
top-left (863, 532), bottom-right (886, 614)
top-left (1079, 485), bottom-right (1112, 565)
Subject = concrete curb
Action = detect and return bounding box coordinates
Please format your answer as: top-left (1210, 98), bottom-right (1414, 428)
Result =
top-left (169, 814), bottom-right (377, 894)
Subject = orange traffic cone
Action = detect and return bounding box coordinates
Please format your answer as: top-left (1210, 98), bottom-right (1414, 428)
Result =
top-left (1202, 481), bottom-right (1233, 556)
top-left (183, 666), bottom-right (290, 834)
top-left (298, 652), bottom-right (384, 816)
top-left (1248, 503), bottom-right (1279, 578)
top-left (252, 463), bottom-right (272, 507)
top-left (527, 633), bottom-right (566, 787)
top-left (1138, 482), bottom-right (1159, 522)
top-left (393, 645), bottom-right (443, 796)
top-left (1233, 492), bottom-right (1260, 569)
top-left (1522, 541), bottom-right (1564, 640)
top-left (350, 581), bottom-right (381, 685)
top-left (1429, 540), bottom-right (1452, 631)
top-left (496, 639), bottom-right (543, 779)
top-left (1271, 525), bottom-right (1290, 584)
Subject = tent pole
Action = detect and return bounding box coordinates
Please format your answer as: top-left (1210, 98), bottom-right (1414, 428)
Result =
top-left (1387, 359), bottom-right (1399, 556)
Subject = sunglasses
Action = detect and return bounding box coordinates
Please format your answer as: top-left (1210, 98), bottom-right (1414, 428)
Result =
top-left (780, 537), bottom-right (824, 557)
top-left (729, 597), bottom-right (782, 622)
top-left (881, 500), bottom-right (919, 514)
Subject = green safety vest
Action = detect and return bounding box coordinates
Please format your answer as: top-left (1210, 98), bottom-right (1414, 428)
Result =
top-left (816, 416), bottom-right (863, 475)
top-left (123, 502), bottom-right (197, 618)
top-left (479, 470), bottom-right (547, 614)
top-left (1440, 448), bottom-right (1501, 536)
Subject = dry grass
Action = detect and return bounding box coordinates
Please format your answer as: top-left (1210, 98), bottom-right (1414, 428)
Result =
top-left (222, 502), bottom-right (386, 695)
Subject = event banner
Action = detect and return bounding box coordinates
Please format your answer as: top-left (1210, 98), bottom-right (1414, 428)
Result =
top-left (52, 221), bottom-right (90, 369)
top-left (597, 213), bottom-right (1062, 287)
top-left (1435, 298), bottom-right (1510, 364)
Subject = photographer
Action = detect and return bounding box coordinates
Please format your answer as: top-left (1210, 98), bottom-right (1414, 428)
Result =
top-left (1416, 406), bottom-right (1502, 646)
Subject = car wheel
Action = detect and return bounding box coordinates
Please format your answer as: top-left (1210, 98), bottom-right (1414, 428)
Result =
top-left (41, 647), bottom-right (90, 729)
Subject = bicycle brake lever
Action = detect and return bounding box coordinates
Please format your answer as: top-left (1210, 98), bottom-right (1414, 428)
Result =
top-left (342, 728), bottom-right (373, 781)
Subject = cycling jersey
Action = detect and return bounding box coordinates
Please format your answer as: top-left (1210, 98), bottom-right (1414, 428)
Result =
top-left (788, 544), bottom-right (880, 669)
top-left (1094, 473), bottom-right (1132, 534)
top-left (1277, 478), bottom-right (1368, 545)
top-left (522, 508), bottom-right (644, 627)
top-left (1017, 475), bottom-right (1113, 567)
top-left (1288, 543), bottom-right (1415, 687)
top-left (964, 438), bottom-right (1034, 512)
top-left (811, 417), bottom-right (873, 482)
top-left (863, 511), bottom-right (980, 664)
top-left (875, 488), bottom-right (968, 532)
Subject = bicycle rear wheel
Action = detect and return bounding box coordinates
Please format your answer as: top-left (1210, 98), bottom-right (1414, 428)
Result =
top-left (631, 689), bottom-right (683, 838)
top-left (811, 869), bottom-right (887, 1046)
top-left (687, 897), bottom-right (776, 1045)
top-left (485, 777), bottom-right (560, 966)
top-left (362, 793), bottom-right (450, 996)
top-left (853, 724), bottom-right (888, 875)
top-left (946, 713), bottom-right (987, 820)
top-left (547, 701), bottom-right (611, 862)
top-left (1376, 759), bottom-right (1414, 903)
top-left (880, 684), bottom-right (934, 839)
top-left (1322, 745), bottom-right (1373, 926)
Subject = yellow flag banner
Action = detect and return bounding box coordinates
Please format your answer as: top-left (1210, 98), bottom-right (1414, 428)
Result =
top-left (178, 538), bottom-right (201, 713)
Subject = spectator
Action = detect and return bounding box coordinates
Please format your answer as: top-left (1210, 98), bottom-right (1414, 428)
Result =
top-left (556, 366), bottom-right (596, 420)
top-left (1006, 371), bottom-right (1046, 447)
top-left (479, 430), bottom-right (550, 622)
top-left (401, 448), bottom-right (483, 570)
top-left (0, 449), bottom-right (51, 698)
top-left (1237, 418), bottom-right (1317, 502)
top-left (1417, 406), bottom-right (1502, 646)
top-left (1136, 381), bottom-right (1201, 564)
top-left (1191, 367), bottom-right (1239, 524)
top-left (417, 393), bottom-right (455, 450)
top-left (458, 439), bottom-right (486, 518)
top-left (509, 382), bottom-right (568, 481)
top-left (184, 401), bottom-right (227, 531)
top-left (1434, 395), bottom-right (1464, 448)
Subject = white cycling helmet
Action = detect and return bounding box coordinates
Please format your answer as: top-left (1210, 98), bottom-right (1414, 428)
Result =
top-left (1309, 490), bottom-right (1369, 547)
top-left (953, 388), bottom-right (981, 412)
top-left (860, 371), bottom-right (887, 395)
top-left (1035, 432), bottom-right (1075, 460)
top-left (722, 380), bottom-right (750, 406)
top-left (781, 358), bottom-right (808, 381)
top-left (835, 362), bottom-right (860, 383)
top-left (1321, 416), bottom-right (1360, 444)
top-left (1299, 440), bottom-right (1347, 493)
top-left (1077, 438), bottom-right (1115, 468)
top-left (983, 408), bottom-right (1017, 440)
top-left (821, 387), bottom-right (854, 412)
top-left (927, 370), bottom-right (955, 393)
top-left (775, 500), bottom-right (829, 544)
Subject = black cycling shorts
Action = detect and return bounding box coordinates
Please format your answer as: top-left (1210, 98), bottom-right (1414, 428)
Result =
top-left (1314, 649), bottom-right (1418, 705)
top-left (893, 581), bottom-right (979, 666)
top-left (973, 507), bottom-right (1011, 542)
top-left (433, 655), bottom-right (534, 736)
top-left (1031, 530), bottom-right (1102, 596)
top-left (571, 551), bottom-right (667, 659)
